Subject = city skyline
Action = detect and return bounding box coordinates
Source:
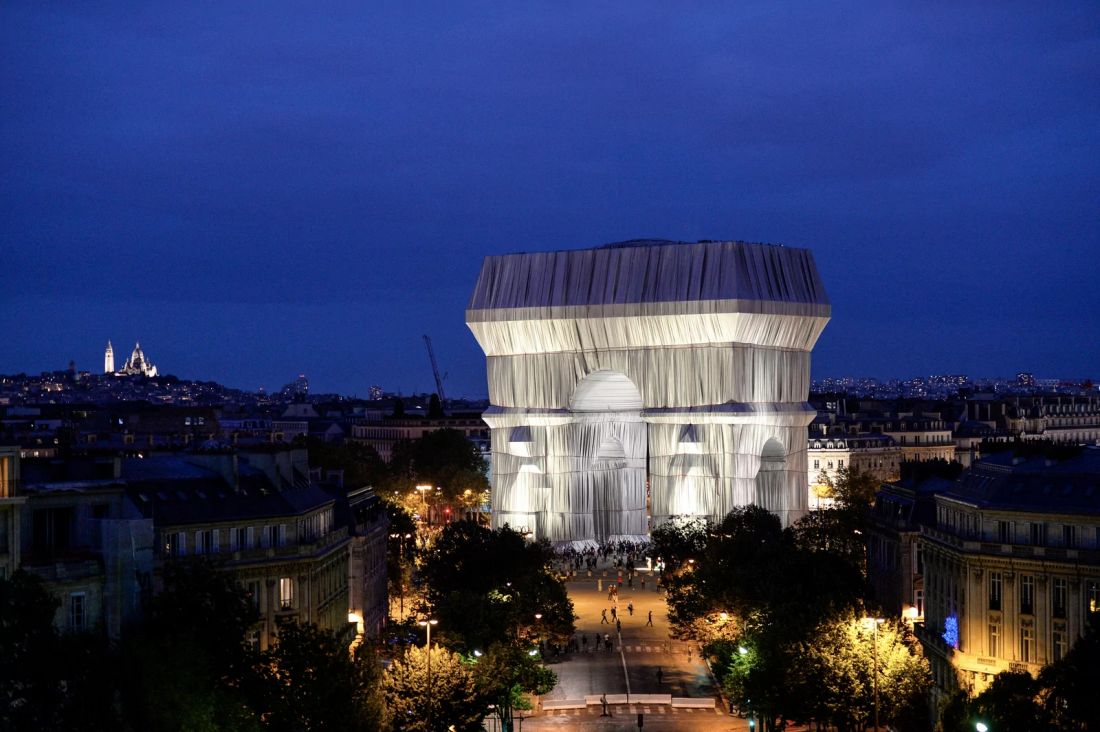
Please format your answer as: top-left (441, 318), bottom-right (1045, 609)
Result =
top-left (3, 3), bottom-right (1098, 396)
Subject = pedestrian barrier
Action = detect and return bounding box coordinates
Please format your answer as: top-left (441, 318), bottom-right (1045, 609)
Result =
top-left (542, 700), bottom-right (587, 710)
top-left (671, 697), bottom-right (715, 709)
top-left (628, 694), bottom-right (672, 705)
top-left (585, 694), bottom-right (629, 705)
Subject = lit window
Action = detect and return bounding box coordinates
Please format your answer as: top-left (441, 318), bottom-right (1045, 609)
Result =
top-left (1052, 622), bottom-right (1068, 662)
top-left (279, 577), bottom-right (294, 610)
top-left (988, 621), bottom-right (1000, 657)
top-left (1020, 624), bottom-right (1035, 663)
top-left (1086, 580), bottom-right (1100, 616)
top-left (989, 571), bottom-right (1002, 611)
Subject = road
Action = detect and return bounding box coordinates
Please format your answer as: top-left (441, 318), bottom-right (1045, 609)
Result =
top-left (516, 562), bottom-right (751, 731)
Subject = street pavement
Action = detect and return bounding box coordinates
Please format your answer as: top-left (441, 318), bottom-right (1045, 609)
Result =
top-left (518, 562), bottom-right (750, 731)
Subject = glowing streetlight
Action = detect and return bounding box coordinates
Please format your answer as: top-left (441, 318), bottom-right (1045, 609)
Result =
top-left (975, 724), bottom-right (989, 732)
top-left (738, 646), bottom-right (749, 656)
top-left (862, 617), bottom-right (885, 732)
top-left (418, 618), bottom-right (439, 729)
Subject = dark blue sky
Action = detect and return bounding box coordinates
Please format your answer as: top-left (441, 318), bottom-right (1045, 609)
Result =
top-left (2, 2), bottom-right (1098, 397)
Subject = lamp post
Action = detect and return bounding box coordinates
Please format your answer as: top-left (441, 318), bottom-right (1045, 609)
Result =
top-left (863, 617), bottom-right (885, 732)
top-left (416, 484), bottom-right (432, 525)
top-left (975, 723), bottom-right (989, 732)
top-left (419, 618), bottom-right (438, 730)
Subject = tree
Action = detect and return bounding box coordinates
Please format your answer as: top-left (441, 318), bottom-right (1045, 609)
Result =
top-left (1039, 612), bottom-right (1100, 728)
top-left (120, 560), bottom-right (259, 731)
top-left (969, 671), bottom-right (1050, 732)
top-left (420, 521), bottom-right (574, 652)
top-left (648, 516), bottom-right (710, 573)
top-left (472, 643), bottom-right (555, 732)
top-left (250, 622), bottom-right (382, 731)
top-left (381, 644), bottom-right (482, 732)
top-left (0, 570), bottom-right (64, 730)
top-left (831, 466), bottom-right (880, 509)
top-left (791, 612), bottom-right (930, 732)
top-left (299, 437), bottom-right (389, 491)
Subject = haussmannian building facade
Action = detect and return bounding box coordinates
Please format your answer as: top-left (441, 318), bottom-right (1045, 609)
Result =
top-left (916, 447), bottom-right (1100, 708)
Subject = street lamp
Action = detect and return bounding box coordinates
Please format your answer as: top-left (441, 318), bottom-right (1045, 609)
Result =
top-left (862, 617), bottom-right (885, 732)
top-left (975, 724), bottom-right (989, 732)
top-left (416, 484), bottom-right (433, 525)
top-left (419, 618), bottom-right (438, 729)
top-left (738, 646), bottom-right (748, 656)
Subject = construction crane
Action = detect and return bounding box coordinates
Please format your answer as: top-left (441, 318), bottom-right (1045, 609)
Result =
top-left (422, 335), bottom-right (447, 404)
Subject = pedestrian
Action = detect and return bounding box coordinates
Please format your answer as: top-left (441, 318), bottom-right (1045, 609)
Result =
top-left (641, 577), bottom-right (646, 590)
top-left (627, 602), bottom-right (633, 616)
top-left (687, 646), bottom-right (693, 662)
top-left (601, 609), bottom-right (608, 624)
top-left (582, 634), bottom-right (588, 649)
top-left (600, 693), bottom-right (611, 717)
top-left (628, 576), bottom-right (633, 589)
top-left (646, 610), bottom-right (653, 626)
top-left (657, 667), bottom-right (663, 684)
top-left (611, 606), bottom-right (617, 620)
top-left (616, 618), bottom-right (621, 633)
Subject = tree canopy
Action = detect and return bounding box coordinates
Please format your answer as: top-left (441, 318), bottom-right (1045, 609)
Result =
top-left (419, 521), bottom-right (574, 652)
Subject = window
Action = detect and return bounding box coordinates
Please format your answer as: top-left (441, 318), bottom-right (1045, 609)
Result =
top-left (166, 532), bottom-right (182, 557)
top-left (1053, 622), bottom-right (1068, 662)
top-left (279, 577), bottom-right (294, 610)
top-left (989, 571), bottom-right (1002, 611)
top-left (1020, 623), bottom-right (1035, 663)
top-left (1063, 524), bottom-right (1077, 548)
top-left (235, 527), bottom-right (247, 551)
top-left (1052, 578), bottom-right (1067, 619)
top-left (1021, 575), bottom-right (1035, 615)
top-left (1029, 522), bottom-right (1047, 546)
top-left (838, 459), bottom-right (845, 469)
top-left (247, 581), bottom-right (261, 612)
top-left (70, 593), bottom-right (86, 633)
top-left (246, 526), bottom-right (255, 549)
top-left (813, 460), bottom-right (820, 470)
top-left (268, 525), bottom-right (285, 548)
top-left (1087, 580), bottom-right (1100, 616)
top-left (997, 520), bottom-right (1011, 544)
top-left (915, 588), bottom-right (924, 618)
top-left (827, 461), bottom-right (834, 469)
top-left (988, 621), bottom-right (1000, 657)
top-left (198, 530), bottom-right (218, 555)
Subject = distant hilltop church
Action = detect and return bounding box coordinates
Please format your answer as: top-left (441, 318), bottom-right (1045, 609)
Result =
top-left (104, 340), bottom-right (158, 377)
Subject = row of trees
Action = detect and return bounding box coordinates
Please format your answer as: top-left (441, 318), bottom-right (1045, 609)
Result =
top-left (1, 563), bottom-right (383, 731)
top-left (302, 429), bottom-right (489, 508)
top-left (655, 469), bottom-right (933, 732)
top-left (2, 520), bottom-right (573, 732)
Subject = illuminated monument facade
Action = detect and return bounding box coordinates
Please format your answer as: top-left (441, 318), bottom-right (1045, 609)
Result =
top-left (466, 239), bottom-right (831, 543)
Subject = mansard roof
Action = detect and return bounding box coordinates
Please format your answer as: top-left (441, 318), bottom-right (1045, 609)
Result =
top-left (941, 447), bottom-right (1100, 515)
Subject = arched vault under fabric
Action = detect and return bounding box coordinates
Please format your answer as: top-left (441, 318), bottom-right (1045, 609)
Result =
top-left (466, 239), bottom-right (830, 544)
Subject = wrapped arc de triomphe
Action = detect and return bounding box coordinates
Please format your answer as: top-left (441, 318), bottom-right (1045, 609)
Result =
top-left (465, 239), bottom-right (830, 545)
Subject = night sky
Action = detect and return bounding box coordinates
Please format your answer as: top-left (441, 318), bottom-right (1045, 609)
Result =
top-left (2, 2), bottom-right (1097, 397)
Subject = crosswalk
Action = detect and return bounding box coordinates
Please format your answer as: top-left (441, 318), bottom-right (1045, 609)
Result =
top-left (576, 644), bottom-right (671, 653)
top-left (543, 705), bottom-right (723, 717)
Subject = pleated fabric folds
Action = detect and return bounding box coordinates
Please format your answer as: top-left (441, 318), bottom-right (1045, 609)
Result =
top-left (467, 240), bottom-right (829, 543)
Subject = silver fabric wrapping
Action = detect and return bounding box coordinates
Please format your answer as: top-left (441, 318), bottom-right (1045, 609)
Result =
top-left (467, 240), bottom-right (829, 542)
